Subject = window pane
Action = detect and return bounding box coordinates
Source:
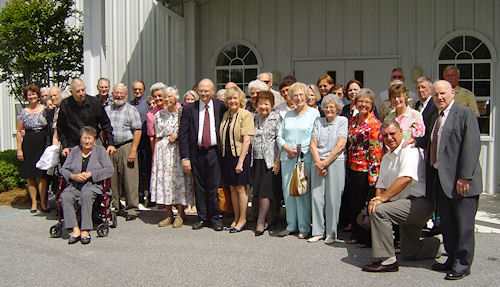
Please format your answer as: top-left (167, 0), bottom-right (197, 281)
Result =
top-left (354, 70), bottom-right (364, 85)
top-left (457, 64), bottom-right (472, 79)
top-left (231, 58), bottom-right (244, 66)
top-left (458, 81), bottom-right (472, 91)
top-left (448, 36), bottom-right (463, 53)
top-left (230, 68), bottom-right (243, 83)
top-left (474, 63), bottom-right (490, 79)
top-left (244, 51), bottom-right (258, 65)
top-left (223, 45), bottom-right (237, 59)
top-left (477, 100), bottom-right (490, 134)
top-left (439, 45), bottom-right (456, 60)
top-left (216, 53), bottom-right (230, 66)
top-left (472, 43), bottom-right (491, 59)
top-left (474, 81), bottom-right (490, 97)
top-left (216, 84), bottom-right (225, 91)
top-left (465, 36), bottom-right (482, 52)
top-left (217, 70), bottom-right (229, 84)
top-left (237, 45), bottom-right (250, 58)
top-left (244, 68), bottom-right (257, 83)
top-left (456, 52), bottom-right (472, 59)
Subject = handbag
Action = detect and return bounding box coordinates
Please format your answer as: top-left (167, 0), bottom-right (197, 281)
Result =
top-left (36, 145), bottom-right (60, 170)
top-left (356, 205), bottom-right (371, 231)
top-left (289, 150), bottom-right (308, 197)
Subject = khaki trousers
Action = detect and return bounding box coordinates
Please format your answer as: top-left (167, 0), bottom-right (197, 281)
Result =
top-left (371, 197), bottom-right (440, 260)
top-left (110, 142), bottom-right (139, 215)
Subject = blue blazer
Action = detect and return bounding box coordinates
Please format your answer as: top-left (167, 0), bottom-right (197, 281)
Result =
top-left (179, 98), bottom-right (227, 160)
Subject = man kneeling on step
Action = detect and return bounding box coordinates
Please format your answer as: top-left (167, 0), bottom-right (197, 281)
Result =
top-left (362, 119), bottom-right (440, 272)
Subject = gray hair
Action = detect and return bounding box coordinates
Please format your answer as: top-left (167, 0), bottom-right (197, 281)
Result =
top-left (165, 86), bottom-right (179, 102)
top-left (150, 82), bottom-right (168, 97)
top-left (248, 79), bottom-right (268, 93)
top-left (112, 83), bottom-right (128, 95)
top-left (289, 82), bottom-right (308, 97)
top-left (355, 88), bottom-right (376, 111)
top-left (417, 76), bottom-right (432, 87)
top-left (321, 94), bottom-right (344, 114)
top-left (216, 89), bottom-right (226, 100)
top-left (381, 119), bottom-right (401, 131)
top-left (183, 90), bottom-right (199, 101)
top-left (258, 72), bottom-right (273, 81)
top-left (79, 126), bottom-right (97, 139)
top-left (443, 65), bottom-right (460, 76)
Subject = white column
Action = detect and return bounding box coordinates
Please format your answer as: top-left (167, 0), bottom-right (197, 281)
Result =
top-left (184, 0), bottom-right (197, 95)
top-left (82, 0), bottom-right (106, 96)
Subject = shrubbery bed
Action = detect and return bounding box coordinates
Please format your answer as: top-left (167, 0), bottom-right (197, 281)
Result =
top-left (0, 150), bottom-right (26, 193)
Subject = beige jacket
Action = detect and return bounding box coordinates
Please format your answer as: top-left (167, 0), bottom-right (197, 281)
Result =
top-left (220, 108), bottom-right (255, 157)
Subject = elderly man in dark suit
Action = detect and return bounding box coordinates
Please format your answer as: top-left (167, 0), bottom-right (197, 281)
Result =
top-left (179, 79), bottom-right (227, 231)
top-left (415, 76), bottom-right (437, 130)
top-left (409, 80), bottom-right (482, 280)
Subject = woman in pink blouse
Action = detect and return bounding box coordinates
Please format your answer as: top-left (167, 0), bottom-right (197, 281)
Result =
top-left (384, 84), bottom-right (425, 140)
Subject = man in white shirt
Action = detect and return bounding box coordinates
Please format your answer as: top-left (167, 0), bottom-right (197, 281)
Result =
top-left (257, 72), bottom-right (284, 107)
top-left (362, 119), bottom-right (440, 273)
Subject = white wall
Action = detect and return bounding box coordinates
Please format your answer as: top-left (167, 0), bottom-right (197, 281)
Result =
top-left (82, 0), bottom-right (186, 97)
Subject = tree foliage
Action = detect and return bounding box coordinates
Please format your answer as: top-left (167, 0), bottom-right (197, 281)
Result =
top-left (0, 0), bottom-right (83, 104)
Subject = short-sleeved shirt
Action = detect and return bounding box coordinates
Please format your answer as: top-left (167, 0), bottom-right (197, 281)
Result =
top-left (17, 108), bottom-right (49, 130)
top-left (376, 141), bottom-right (426, 201)
top-left (311, 116), bottom-right (348, 160)
top-left (454, 86), bottom-right (480, 117)
top-left (105, 102), bottom-right (142, 144)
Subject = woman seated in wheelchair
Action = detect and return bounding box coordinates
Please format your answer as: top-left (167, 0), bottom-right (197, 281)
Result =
top-left (60, 126), bottom-right (114, 245)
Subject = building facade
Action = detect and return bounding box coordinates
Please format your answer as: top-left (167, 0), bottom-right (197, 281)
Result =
top-left (1, 0), bottom-right (498, 193)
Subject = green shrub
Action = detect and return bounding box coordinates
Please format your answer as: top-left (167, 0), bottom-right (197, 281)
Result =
top-left (0, 150), bottom-right (26, 193)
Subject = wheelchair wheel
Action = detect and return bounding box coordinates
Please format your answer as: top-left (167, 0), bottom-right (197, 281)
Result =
top-left (96, 223), bottom-right (109, 237)
top-left (110, 211), bottom-right (118, 228)
top-left (50, 223), bottom-right (62, 238)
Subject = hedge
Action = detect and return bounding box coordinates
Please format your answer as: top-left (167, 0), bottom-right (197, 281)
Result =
top-left (0, 150), bottom-right (26, 193)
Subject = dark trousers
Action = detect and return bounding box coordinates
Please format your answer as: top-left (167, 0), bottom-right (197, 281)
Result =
top-left (191, 147), bottom-right (221, 223)
top-left (137, 133), bottom-right (152, 203)
top-left (433, 168), bottom-right (479, 274)
top-left (346, 169), bottom-right (372, 245)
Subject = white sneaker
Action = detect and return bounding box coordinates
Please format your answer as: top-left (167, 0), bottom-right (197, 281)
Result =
top-left (324, 236), bottom-right (335, 244)
top-left (307, 235), bottom-right (324, 243)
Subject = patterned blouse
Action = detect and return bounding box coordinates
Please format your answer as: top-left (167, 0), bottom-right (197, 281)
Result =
top-left (253, 111), bottom-right (282, 169)
top-left (16, 108), bottom-right (49, 130)
top-left (385, 106), bottom-right (425, 140)
top-left (347, 111), bottom-right (383, 183)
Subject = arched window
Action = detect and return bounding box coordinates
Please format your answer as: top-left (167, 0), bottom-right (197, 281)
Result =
top-left (214, 41), bottom-right (261, 92)
top-left (436, 32), bottom-right (495, 135)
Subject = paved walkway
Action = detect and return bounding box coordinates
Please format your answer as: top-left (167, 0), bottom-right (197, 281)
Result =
top-left (1, 194), bottom-right (499, 286)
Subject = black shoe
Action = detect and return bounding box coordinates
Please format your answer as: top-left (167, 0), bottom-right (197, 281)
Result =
top-left (432, 261), bottom-right (453, 272)
top-left (230, 222), bottom-right (247, 233)
top-left (225, 225), bottom-right (236, 231)
top-left (213, 221), bottom-right (224, 232)
top-left (192, 220), bottom-right (206, 230)
top-left (444, 271), bottom-right (469, 280)
top-left (255, 230), bottom-right (264, 236)
top-left (68, 235), bottom-right (81, 244)
top-left (81, 236), bottom-right (91, 245)
top-left (362, 261), bottom-right (399, 272)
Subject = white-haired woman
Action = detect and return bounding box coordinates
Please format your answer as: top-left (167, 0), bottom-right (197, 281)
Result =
top-left (309, 94), bottom-right (347, 244)
top-left (277, 82), bottom-right (320, 239)
top-left (150, 86), bottom-right (193, 228)
top-left (183, 90), bottom-right (198, 105)
top-left (246, 79), bottom-right (268, 113)
top-left (147, 82), bottom-right (168, 154)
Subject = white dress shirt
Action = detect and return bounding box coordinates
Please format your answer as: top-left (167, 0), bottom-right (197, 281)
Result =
top-left (198, 99), bottom-right (217, 147)
top-left (418, 97), bottom-right (432, 113)
top-left (431, 100), bottom-right (454, 169)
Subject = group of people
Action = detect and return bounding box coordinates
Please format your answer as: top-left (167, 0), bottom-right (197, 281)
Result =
top-left (16, 66), bottom-right (482, 280)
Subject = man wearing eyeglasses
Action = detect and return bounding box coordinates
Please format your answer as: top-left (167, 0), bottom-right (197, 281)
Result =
top-left (376, 68), bottom-right (419, 110)
top-left (258, 72), bottom-right (284, 107)
top-left (130, 80), bottom-right (152, 206)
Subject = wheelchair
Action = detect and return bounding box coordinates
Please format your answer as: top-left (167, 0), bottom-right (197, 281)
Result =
top-left (49, 177), bottom-right (118, 238)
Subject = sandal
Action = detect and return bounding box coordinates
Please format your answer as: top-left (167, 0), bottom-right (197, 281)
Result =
top-left (346, 239), bottom-right (358, 244)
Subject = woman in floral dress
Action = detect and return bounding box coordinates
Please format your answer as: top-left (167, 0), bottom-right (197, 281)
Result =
top-left (150, 86), bottom-right (193, 228)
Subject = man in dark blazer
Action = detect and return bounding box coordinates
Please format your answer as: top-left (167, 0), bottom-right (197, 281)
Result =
top-left (411, 80), bottom-right (482, 280)
top-left (179, 79), bottom-right (227, 231)
top-left (415, 76), bottom-right (437, 131)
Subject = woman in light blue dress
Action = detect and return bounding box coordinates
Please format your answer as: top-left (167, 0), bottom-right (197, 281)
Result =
top-left (277, 82), bottom-right (320, 239)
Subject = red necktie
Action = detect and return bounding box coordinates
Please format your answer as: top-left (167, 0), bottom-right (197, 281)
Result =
top-left (201, 104), bottom-right (211, 148)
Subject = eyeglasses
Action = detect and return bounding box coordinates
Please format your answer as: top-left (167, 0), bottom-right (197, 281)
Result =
top-left (262, 80), bottom-right (271, 84)
top-left (133, 88), bottom-right (143, 91)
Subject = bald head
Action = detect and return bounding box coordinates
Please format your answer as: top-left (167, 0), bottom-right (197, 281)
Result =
top-left (432, 80), bottom-right (454, 111)
top-left (198, 79), bottom-right (215, 104)
top-left (70, 78), bottom-right (86, 105)
top-left (48, 86), bottom-right (62, 107)
top-left (225, 81), bottom-right (238, 90)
